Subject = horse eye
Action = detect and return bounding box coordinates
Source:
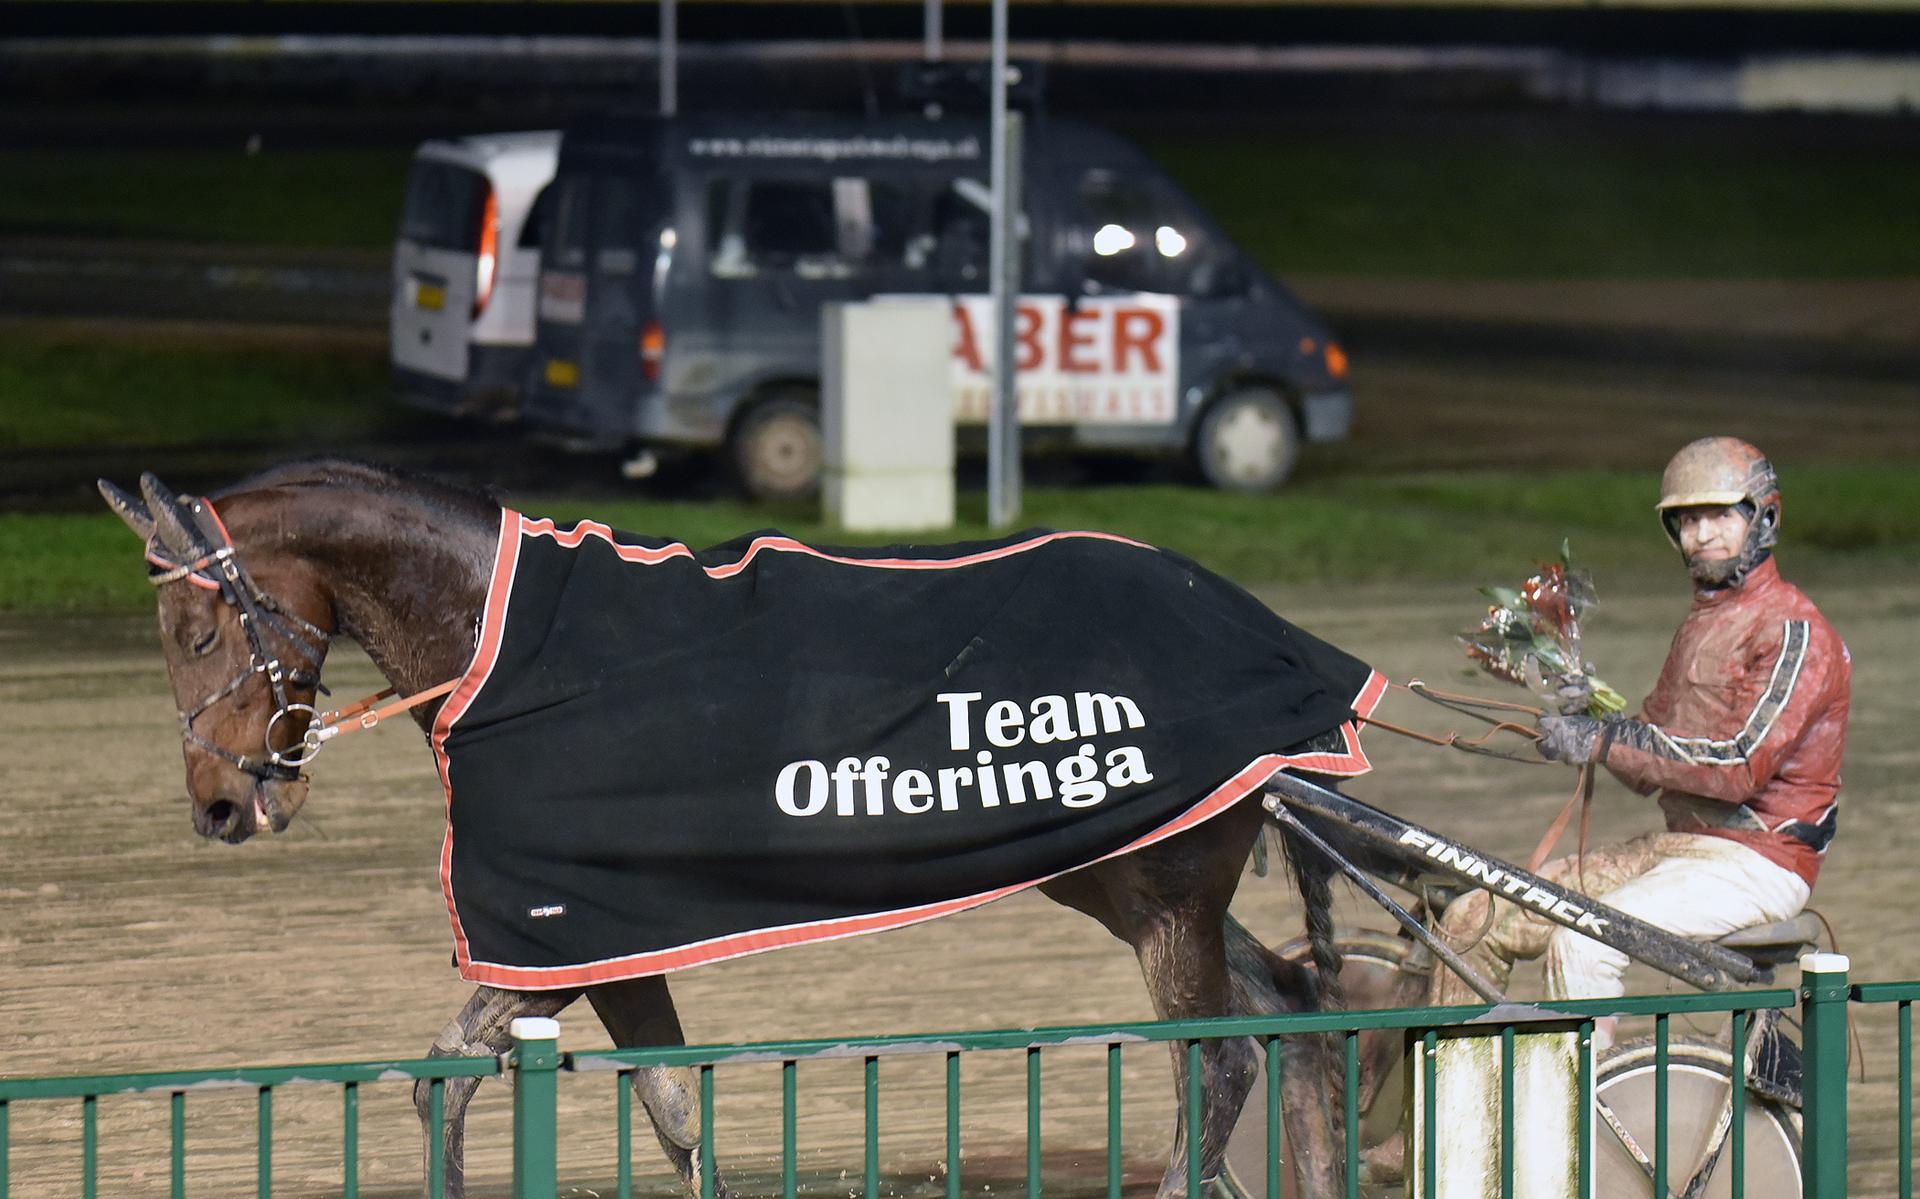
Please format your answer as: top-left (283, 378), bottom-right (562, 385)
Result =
top-left (190, 629), bottom-right (218, 656)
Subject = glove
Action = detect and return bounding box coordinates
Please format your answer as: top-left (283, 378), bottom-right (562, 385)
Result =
top-left (1551, 679), bottom-right (1597, 716)
top-left (1535, 714), bottom-right (1604, 764)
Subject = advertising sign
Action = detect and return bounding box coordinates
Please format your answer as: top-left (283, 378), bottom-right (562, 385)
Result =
top-left (942, 294), bottom-right (1182, 426)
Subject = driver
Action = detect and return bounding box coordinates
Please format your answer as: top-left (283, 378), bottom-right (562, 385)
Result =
top-left (1426, 437), bottom-right (1851, 1009)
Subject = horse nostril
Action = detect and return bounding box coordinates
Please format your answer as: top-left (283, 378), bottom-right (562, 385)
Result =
top-left (204, 799), bottom-right (236, 829)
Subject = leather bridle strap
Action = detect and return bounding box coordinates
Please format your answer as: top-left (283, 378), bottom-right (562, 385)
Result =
top-left (148, 498), bottom-right (332, 782)
top-left (298, 678), bottom-right (462, 757)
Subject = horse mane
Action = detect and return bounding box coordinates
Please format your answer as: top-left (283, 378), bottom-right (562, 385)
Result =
top-left (215, 458), bottom-right (502, 528)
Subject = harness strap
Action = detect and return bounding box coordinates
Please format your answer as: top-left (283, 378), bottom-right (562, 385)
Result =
top-left (290, 678), bottom-right (462, 764)
top-left (319, 679), bottom-right (459, 738)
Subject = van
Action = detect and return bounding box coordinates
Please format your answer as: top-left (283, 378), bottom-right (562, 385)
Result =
top-left (391, 130), bottom-right (559, 420)
top-left (524, 113), bottom-right (1351, 497)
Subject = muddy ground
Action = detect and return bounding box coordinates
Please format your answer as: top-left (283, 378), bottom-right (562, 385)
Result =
top-left (2, 563), bottom-right (1915, 1197)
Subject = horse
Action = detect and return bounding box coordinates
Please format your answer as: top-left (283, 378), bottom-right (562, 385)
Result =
top-left (100, 459), bottom-right (1360, 1199)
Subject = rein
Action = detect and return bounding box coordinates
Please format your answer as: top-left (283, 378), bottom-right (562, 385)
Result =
top-left (297, 678), bottom-right (462, 759)
top-left (147, 495), bottom-right (460, 777)
top-left (1354, 678), bottom-right (1593, 885)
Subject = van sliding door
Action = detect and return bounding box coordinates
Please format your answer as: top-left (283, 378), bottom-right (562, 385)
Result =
top-left (684, 174), bottom-right (917, 427)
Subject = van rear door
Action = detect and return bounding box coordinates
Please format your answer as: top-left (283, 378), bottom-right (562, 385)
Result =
top-left (391, 156), bottom-right (493, 382)
top-left (530, 167), bottom-right (668, 442)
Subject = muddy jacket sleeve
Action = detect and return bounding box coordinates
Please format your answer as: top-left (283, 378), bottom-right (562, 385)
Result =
top-left (1600, 617), bottom-right (1841, 803)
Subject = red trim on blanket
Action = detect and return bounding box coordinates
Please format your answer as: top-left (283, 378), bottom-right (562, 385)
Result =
top-left (439, 539), bottom-right (1388, 994)
top-left (518, 516), bottom-right (1158, 574)
top-left (431, 509), bottom-right (523, 982)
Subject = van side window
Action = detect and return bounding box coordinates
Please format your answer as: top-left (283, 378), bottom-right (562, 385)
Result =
top-left (1078, 171), bottom-right (1210, 296)
top-left (706, 178), bottom-right (911, 279)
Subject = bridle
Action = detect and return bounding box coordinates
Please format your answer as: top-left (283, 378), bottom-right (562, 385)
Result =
top-left (146, 496), bottom-right (332, 782)
top-left (146, 492), bottom-right (465, 787)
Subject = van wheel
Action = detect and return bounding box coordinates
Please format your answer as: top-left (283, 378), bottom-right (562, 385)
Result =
top-left (1195, 387), bottom-right (1300, 493)
top-left (732, 394), bottom-right (823, 501)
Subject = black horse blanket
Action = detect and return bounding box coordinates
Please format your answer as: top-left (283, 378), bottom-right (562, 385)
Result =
top-left (430, 512), bottom-right (1385, 989)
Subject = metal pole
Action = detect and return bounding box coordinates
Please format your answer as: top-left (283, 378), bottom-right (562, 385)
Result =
top-left (924, 0), bottom-right (942, 61)
top-left (1799, 953), bottom-right (1850, 1199)
top-left (986, 0), bottom-right (1022, 529)
top-left (660, 0), bottom-right (678, 116)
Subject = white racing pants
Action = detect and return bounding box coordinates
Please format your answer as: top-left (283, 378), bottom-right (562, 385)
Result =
top-left (1428, 830), bottom-right (1811, 1006)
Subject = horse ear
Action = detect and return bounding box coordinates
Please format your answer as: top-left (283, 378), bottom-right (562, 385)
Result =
top-left (139, 472), bottom-right (198, 553)
top-left (97, 478), bottom-right (156, 541)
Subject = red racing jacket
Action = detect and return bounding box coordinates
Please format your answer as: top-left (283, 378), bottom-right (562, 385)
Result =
top-left (1600, 557), bottom-right (1850, 887)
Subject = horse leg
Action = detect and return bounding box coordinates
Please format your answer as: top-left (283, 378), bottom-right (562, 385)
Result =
top-left (1144, 904), bottom-right (1263, 1198)
top-left (587, 976), bottom-right (730, 1199)
top-left (1040, 804), bottom-right (1263, 1199)
top-left (1223, 916), bottom-right (1347, 1197)
top-left (417, 985), bottom-right (581, 1199)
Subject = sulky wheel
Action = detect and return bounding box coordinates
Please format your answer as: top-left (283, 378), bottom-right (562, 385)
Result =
top-left (731, 392), bottom-right (823, 501)
top-left (1592, 1034), bottom-right (1802, 1197)
top-left (1194, 387), bottom-right (1301, 493)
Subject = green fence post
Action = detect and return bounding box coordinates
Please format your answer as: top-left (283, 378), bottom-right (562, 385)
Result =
top-left (1801, 953), bottom-right (1850, 1199)
top-left (511, 1016), bottom-right (562, 1199)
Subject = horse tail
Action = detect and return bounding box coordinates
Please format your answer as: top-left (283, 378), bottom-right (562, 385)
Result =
top-left (1278, 817), bottom-right (1346, 1011)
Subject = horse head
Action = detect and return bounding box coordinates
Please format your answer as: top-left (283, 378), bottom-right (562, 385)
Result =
top-left (101, 472), bottom-right (334, 843)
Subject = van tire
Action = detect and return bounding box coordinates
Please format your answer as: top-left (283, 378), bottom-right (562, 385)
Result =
top-left (732, 393), bottom-right (824, 501)
top-left (1195, 387), bottom-right (1300, 493)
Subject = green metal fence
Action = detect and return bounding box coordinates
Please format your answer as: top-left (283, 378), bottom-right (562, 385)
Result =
top-left (1, 956), bottom-right (1909, 1199)
top-left (0, 1054), bottom-right (498, 1199)
top-left (1854, 979), bottom-right (1920, 1199)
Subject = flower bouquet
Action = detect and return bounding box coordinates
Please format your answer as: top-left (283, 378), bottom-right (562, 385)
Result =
top-left (1460, 542), bottom-right (1626, 717)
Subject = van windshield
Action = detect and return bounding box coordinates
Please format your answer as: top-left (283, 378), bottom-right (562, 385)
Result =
top-left (1078, 170), bottom-right (1230, 297)
top-left (400, 160), bottom-right (490, 252)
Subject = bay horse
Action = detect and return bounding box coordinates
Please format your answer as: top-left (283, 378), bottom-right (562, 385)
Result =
top-left (101, 459), bottom-right (1355, 1198)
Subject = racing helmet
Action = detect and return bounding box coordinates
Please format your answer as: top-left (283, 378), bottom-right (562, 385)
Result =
top-left (1655, 436), bottom-right (1781, 584)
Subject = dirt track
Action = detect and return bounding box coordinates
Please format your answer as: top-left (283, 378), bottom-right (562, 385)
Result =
top-left (2, 563), bottom-right (1915, 1197)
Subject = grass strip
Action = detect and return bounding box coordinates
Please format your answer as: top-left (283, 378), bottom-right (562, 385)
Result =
top-left (0, 331), bottom-right (397, 451)
top-left (14, 464), bottom-right (1917, 616)
top-left (0, 148), bottom-right (411, 249)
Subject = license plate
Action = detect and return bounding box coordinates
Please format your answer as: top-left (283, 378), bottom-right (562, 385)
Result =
top-left (415, 283), bottom-right (446, 312)
top-left (540, 272), bottom-right (587, 324)
top-left (544, 359), bottom-right (581, 388)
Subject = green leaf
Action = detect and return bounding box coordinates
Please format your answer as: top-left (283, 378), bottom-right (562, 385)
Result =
top-left (1483, 585), bottom-right (1524, 610)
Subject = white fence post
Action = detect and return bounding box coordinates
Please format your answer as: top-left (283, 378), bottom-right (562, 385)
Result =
top-left (1409, 1020), bottom-right (1590, 1198)
top-left (822, 299), bottom-right (955, 533)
